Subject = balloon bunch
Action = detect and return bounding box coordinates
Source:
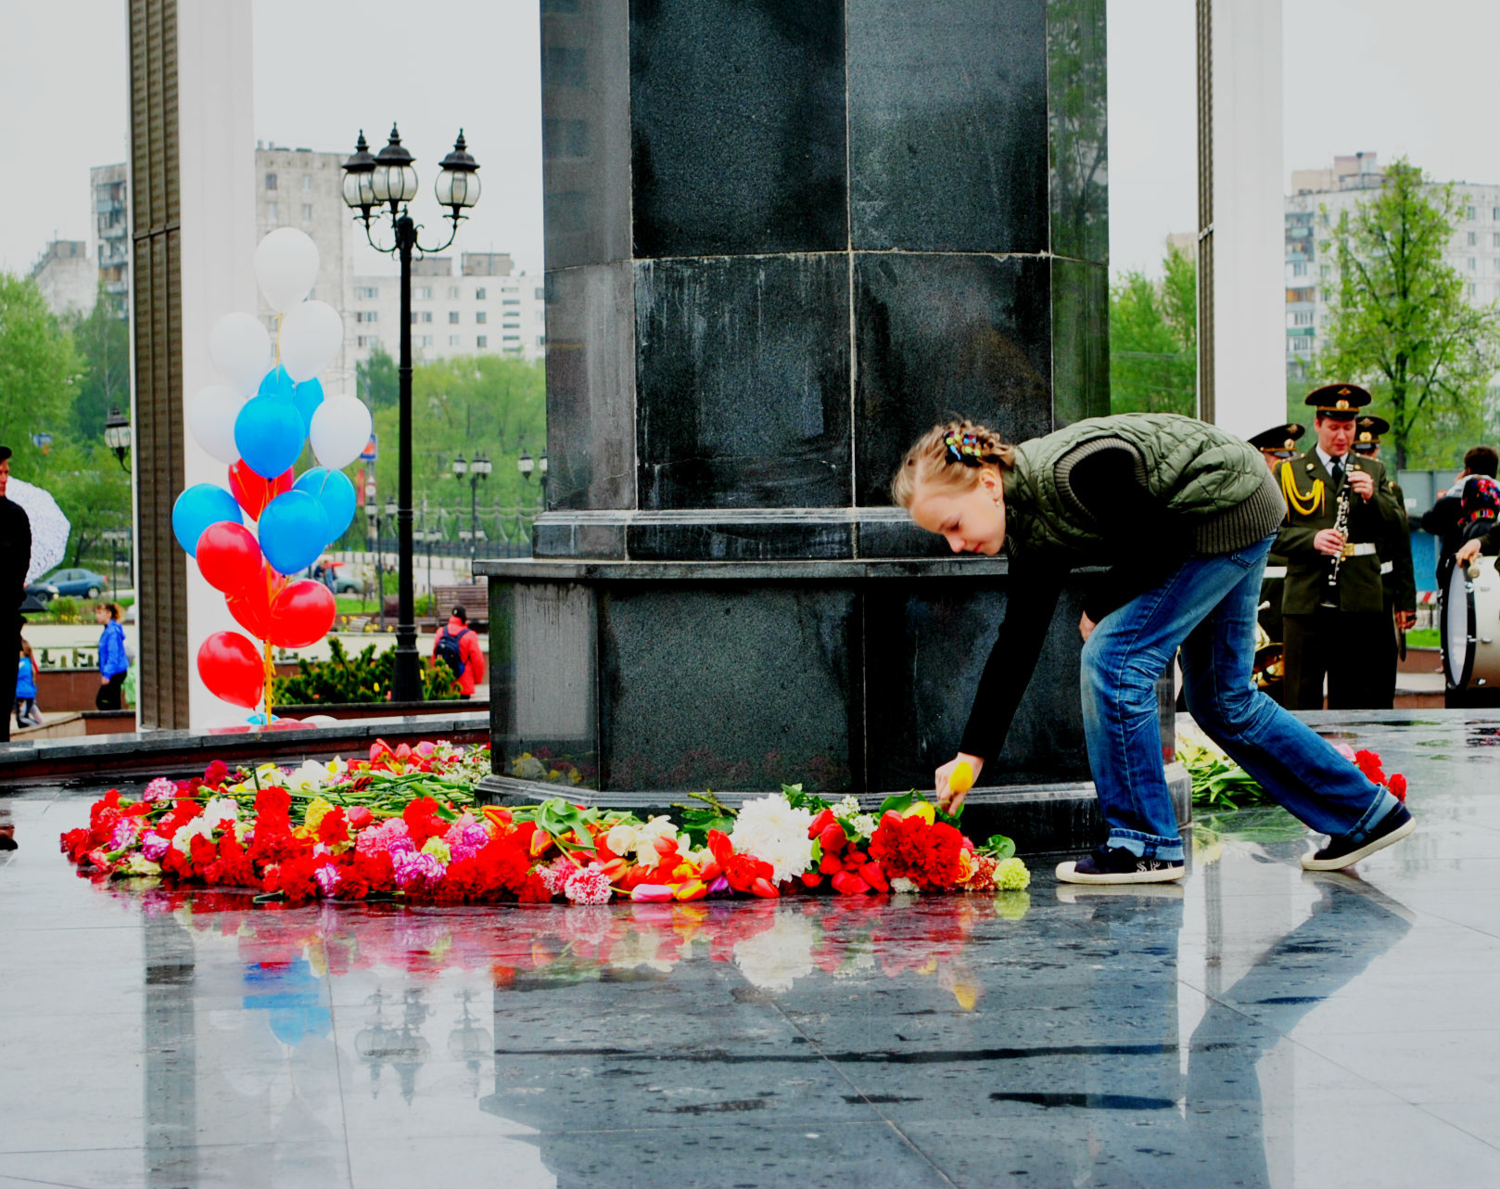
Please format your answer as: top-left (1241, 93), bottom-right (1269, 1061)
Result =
top-left (173, 228), bottom-right (374, 719)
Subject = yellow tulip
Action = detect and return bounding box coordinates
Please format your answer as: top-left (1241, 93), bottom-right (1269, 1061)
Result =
top-left (902, 801), bottom-right (936, 825)
top-left (949, 761), bottom-right (974, 795)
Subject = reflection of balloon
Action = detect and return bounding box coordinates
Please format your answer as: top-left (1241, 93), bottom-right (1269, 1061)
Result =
top-left (292, 378), bottom-right (325, 436)
top-left (279, 300), bottom-right (343, 383)
top-left (209, 312), bottom-right (273, 398)
top-left (227, 571), bottom-right (279, 640)
top-left (258, 491), bottom-right (330, 576)
top-left (257, 365), bottom-right (295, 401)
top-left (187, 383), bottom-right (249, 465)
top-left (308, 395), bottom-right (374, 470)
top-left (228, 461), bottom-right (294, 521)
top-left (254, 227), bottom-right (320, 313)
top-left (268, 581), bottom-right (337, 648)
top-left (234, 394), bottom-right (305, 479)
top-left (172, 485), bottom-right (243, 557)
top-left (195, 522), bottom-right (263, 596)
top-left (197, 631), bottom-right (265, 709)
top-left (293, 467), bottom-right (356, 538)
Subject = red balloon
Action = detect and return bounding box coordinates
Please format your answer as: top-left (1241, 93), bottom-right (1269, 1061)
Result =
top-left (225, 565), bottom-right (283, 640)
top-left (229, 461), bottom-right (293, 521)
top-left (197, 630), bottom-right (264, 709)
top-left (196, 522), bottom-right (263, 596)
top-left (268, 580), bottom-right (337, 649)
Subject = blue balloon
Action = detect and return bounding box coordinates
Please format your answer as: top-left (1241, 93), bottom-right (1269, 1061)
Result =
top-left (293, 467), bottom-right (356, 539)
top-left (171, 484), bottom-right (243, 556)
top-left (258, 490), bottom-right (330, 575)
top-left (234, 395), bottom-right (305, 479)
top-left (257, 365), bottom-right (294, 401)
top-left (292, 377), bottom-right (324, 435)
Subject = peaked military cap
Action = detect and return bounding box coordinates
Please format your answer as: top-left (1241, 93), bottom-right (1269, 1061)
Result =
top-left (1305, 383), bottom-right (1371, 418)
top-left (1248, 423), bottom-right (1305, 453)
top-left (1354, 414), bottom-right (1390, 442)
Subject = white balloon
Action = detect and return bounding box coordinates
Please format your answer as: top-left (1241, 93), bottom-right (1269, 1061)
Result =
top-left (309, 395), bottom-right (374, 470)
top-left (254, 227), bottom-right (320, 313)
top-left (279, 300), bottom-right (344, 382)
top-left (208, 312), bottom-right (272, 398)
top-left (187, 383), bottom-right (250, 465)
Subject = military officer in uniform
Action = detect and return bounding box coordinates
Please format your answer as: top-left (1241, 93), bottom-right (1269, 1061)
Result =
top-left (1351, 415), bottom-right (1416, 707)
top-left (1274, 385), bottom-right (1404, 709)
top-left (1247, 421), bottom-right (1306, 703)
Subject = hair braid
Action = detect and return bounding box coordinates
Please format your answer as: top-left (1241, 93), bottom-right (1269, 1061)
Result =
top-left (890, 419), bottom-right (1014, 508)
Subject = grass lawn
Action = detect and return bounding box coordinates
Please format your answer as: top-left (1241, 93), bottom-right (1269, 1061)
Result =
top-left (1406, 627), bottom-right (1440, 649)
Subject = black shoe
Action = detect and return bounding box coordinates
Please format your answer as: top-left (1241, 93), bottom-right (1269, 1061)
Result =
top-left (1056, 845), bottom-right (1185, 885)
top-left (0, 831), bottom-right (16, 851)
top-left (1301, 802), bottom-right (1415, 871)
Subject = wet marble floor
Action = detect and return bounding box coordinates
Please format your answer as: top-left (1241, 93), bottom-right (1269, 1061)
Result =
top-left (1, 713), bottom-right (1497, 1188)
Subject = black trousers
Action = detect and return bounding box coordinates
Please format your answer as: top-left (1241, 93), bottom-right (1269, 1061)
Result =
top-left (0, 618), bottom-right (19, 744)
top-left (96, 672), bottom-right (125, 711)
top-left (1283, 610), bottom-right (1389, 710)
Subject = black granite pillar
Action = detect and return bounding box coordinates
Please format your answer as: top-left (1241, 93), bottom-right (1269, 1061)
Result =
top-left (481, 0), bottom-right (1125, 820)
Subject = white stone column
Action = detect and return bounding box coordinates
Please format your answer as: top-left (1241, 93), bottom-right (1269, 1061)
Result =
top-left (1207, 0), bottom-right (1284, 439)
top-left (177, 1), bottom-right (258, 728)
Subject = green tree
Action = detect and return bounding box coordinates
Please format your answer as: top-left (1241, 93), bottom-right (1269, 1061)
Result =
top-left (356, 343), bottom-right (399, 410)
top-left (1110, 245), bottom-right (1197, 415)
top-left (1317, 158), bottom-right (1500, 469)
top-left (0, 273), bottom-right (81, 452)
top-left (63, 286), bottom-right (131, 442)
top-left (43, 443), bottom-right (132, 567)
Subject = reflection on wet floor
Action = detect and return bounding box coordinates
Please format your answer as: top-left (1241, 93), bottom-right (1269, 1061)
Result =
top-left (1, 713), bottom-right (1498, 1188)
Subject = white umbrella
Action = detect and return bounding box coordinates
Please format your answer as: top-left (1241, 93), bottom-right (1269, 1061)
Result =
top-left (6, 478), bottom-right (72, 585)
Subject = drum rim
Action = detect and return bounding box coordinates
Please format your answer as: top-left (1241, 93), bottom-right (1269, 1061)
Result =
top-left (1443, 565), bottom-right (1478, 690)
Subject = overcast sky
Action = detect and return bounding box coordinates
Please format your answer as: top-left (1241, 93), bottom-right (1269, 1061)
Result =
top-left (2, 0), bottom-right (1497, 280)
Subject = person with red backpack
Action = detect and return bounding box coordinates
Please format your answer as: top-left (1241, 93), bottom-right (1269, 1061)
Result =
top-left (431, 605), bottom-right (486, 699)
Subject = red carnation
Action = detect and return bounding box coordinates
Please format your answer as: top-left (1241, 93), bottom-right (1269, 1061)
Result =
top-left (402, 796), bottom-right (447, 846)
top-left (203, 760), bottom-right (230, 788)
top-left (317, 807), bottom-right (349, 846)
top-left (1388, 773), bottom-right (1407, 801)
top-left (869, 814), bottom-right (965, 890)
top-left (1353, 749), bottom-right (1387, 786)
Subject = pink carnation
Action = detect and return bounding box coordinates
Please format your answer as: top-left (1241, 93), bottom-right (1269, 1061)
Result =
top-left (143, 777), bottom-right (176, 803)
top-left (357, 818), bottom-right (413, 857)
top-left (109, 819), bottom-right (137, 851)
top-left (538, 857), bottom-right (578, 896)
top-left (392, 850), bottom-right (444, 889)
top-left (141, 833), bottom-right (170, 862)
top-left (564, 862), bottom-right (614, 905)
top-left (314, 864), bottom-right (340, 896)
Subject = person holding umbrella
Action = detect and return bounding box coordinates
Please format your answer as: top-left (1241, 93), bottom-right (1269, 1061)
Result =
top-left (0, 446), bottom-right (32, 749)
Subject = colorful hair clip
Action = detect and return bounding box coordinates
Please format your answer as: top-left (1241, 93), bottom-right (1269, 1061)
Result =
top-left (943, 430), bottom-right (983, 467)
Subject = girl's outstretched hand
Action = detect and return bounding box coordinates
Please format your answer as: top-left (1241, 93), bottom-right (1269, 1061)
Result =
top-left (936, 752), bottom-right (983, 814)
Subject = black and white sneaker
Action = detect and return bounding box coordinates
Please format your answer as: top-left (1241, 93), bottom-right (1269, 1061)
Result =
top-left (1300, 802), bottom-right (1415, 871)
top-left (1056, 845), bottom-right (1185, 885)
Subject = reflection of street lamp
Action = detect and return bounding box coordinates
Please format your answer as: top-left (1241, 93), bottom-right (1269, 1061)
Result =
top-left (343, 124), bottom-right (481, 702)
top-left (104, 407), bottom-right (131, 471)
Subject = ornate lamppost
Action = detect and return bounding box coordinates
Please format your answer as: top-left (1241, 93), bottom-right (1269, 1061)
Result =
top-left (342, 125), bottom-right (480, 701)
top-left (104, 406), bottom-right (132, 472)
top-left (451, 452), bottom-right (491, 570)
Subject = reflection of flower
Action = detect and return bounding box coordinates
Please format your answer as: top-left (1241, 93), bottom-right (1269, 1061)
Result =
top-left (728, 795), bottom-right (815, 885)
top-left (733, 909), bottom-right (816, 992)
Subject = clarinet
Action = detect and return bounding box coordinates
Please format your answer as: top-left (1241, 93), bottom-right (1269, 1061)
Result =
top-left (1318, 463), bottom-right (1356, 610)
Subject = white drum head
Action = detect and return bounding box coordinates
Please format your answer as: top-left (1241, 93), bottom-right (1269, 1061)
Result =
top-left (1445, 560), bottom-right (1473, 688)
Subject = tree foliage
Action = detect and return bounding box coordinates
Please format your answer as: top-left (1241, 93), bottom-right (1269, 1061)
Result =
top-left (62, 286), bottom-right (131, 442)
top-left (356, 343), bottom-right (399, 411)
top-left (1317, 159), bottom-right (1500, 469)
top-left (0, 273), bottom-right (80, 451)
top-left (1110, 245), bottom-right (1197, 416)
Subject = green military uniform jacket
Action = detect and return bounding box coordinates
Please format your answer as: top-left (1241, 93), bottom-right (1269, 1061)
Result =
top-left (1274, 449), bottom-right (1403, 616)
top-left (1380, 480), bottom-right (1416, 613)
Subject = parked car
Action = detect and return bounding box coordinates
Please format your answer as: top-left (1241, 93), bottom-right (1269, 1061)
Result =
top-left (40, 568), bottom-right (110, 598)
top-left (333, 575), bottom-right (362, 594)
top-left (24, 579), bottom-right (58, 604)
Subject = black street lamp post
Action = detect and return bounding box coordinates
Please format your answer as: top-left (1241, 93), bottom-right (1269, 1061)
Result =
top-left (104, 406), bottom-right (131, 472)
top-left (342, 125), bottom-right (480, 701)
top-left (451, 453), bottom-right (491, 570)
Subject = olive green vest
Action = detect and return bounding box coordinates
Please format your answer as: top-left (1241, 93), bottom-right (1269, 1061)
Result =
top-left (1002, 413), bottom-right (1279, 558)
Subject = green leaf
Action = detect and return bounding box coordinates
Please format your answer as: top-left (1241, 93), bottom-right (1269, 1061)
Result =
top-left (978, 833), bottom-right (1016, 861)
top-left (877, 791), bottom-right (917, 818)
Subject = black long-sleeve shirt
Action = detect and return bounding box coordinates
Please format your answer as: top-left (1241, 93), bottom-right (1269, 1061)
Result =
top-left (0, 496), bottom-right (32, 618)
top-left (958, 446), bottom-right (1192, 764)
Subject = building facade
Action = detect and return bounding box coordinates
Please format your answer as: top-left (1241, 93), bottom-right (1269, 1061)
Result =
top-left (1284, 153), bottom-right (1500, 383)
top-left (348, 251), bottom-right (546, 367)
top-left (28, 239), bottom-right (97, 317)
top-left (91, 163), bottom-right (130, 319)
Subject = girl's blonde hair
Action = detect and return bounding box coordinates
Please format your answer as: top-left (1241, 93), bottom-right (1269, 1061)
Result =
top-left (97, 602), bottom-right (123, 622)
top-left (890, 419), bottom-right (1014, 508)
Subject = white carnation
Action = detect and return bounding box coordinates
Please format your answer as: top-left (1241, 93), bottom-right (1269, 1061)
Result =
top-left (890, 877), bottom-right (920, 894)
top-left (727, 794), bottom-right (815, 885)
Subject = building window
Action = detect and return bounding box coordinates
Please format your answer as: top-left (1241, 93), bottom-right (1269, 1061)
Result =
top-left (447, 285), bottom-right (461, 299)
top-left (475, 287), bottom-right (486, 300)
top-left (265, 173), bottom-right (278, 190)
top-left (410, 310), bottom-right (434, 324)
top-left (357, 334), bottom-right (380, 348)
top-left (1291, 262), bottom-right (1307, 277)
top-left (267, 202), bottom-right (279, 221)
top-left (476, 311), bottom-right (487, 324)
top-left (449, 335), bottom-right (461, 346)
top-left (419, 335), bottom-right (434, 347)
top-left (1494, 234), bottom-right (1500, 248)
top-left (477, 335), bottom-right (488, 348)
top-left (1467, 284), bottom-right (1476, 297)
top-left (1494, 207), bottom-right (1500, 221)
top-left (355, 311), bottom-right (377, 323)
top-left (503, 334), bottom-right (520, 341)
top-left (503, 322), bottom-right (520, 331)
top-left (1468, 231), bottom-right (1478, 246)
top-left (535, 287), bottom-right (545, 300)
top-left (1293, 311), bottom-right (1312, 326)
top-left (536, 309), bottom-right (545, 321)
top-left (1467, 206), bottom-right (1477, 220)
top-left (417, 286), bottom-right (432, 300)
top-left (301, 204), bottom-right (313, 221)
top-left (503, 298), bottom-right (520, 306)
top-left (537, 335), bottom-right (546, 347)
top-left (448, 311), bottom-right (460, 324)
top-left (355, 285), bottom-right (379, 299)
top-left (1320, 265), bottom-right (1330, 278)
top-left (1469, 257), bottom-right (1477, 271)
top-left (302, 175), bottom-right (313, 191)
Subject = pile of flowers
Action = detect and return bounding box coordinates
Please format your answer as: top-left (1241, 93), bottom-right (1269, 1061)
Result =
top-left (60, 742), bottom-right (1028, 907)
top-left (1178, 722), bottom-right (1408, 811)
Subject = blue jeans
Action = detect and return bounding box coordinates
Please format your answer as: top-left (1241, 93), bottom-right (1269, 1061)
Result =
top-left (1079, 534), bottom-right (1395, 861)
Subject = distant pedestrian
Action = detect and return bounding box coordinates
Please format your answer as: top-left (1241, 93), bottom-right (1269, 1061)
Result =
top-left (0, 445), bottom-right (33, 746)
top-left (431, 605), bottom-right (486, 700)
top-left (15, 638), bottom-right (41, 729)
top-left (94, 602), bottom-right (129, 711)
top-left (1421, 445), bottom-right (1499, 592)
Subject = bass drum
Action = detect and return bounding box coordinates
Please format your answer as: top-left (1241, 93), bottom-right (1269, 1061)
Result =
top-left (1443, 555), bottom-right (1500, 692)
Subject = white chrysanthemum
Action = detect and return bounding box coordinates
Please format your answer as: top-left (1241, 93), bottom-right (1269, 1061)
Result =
top-left (201, 796), bottom-right (238, 825)
top-left (733, 909), bottom-right (816, 992)
top-left (727, 794), bottom-right (815, 884)
top-left (890, 877), bottom-right (920, 894)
